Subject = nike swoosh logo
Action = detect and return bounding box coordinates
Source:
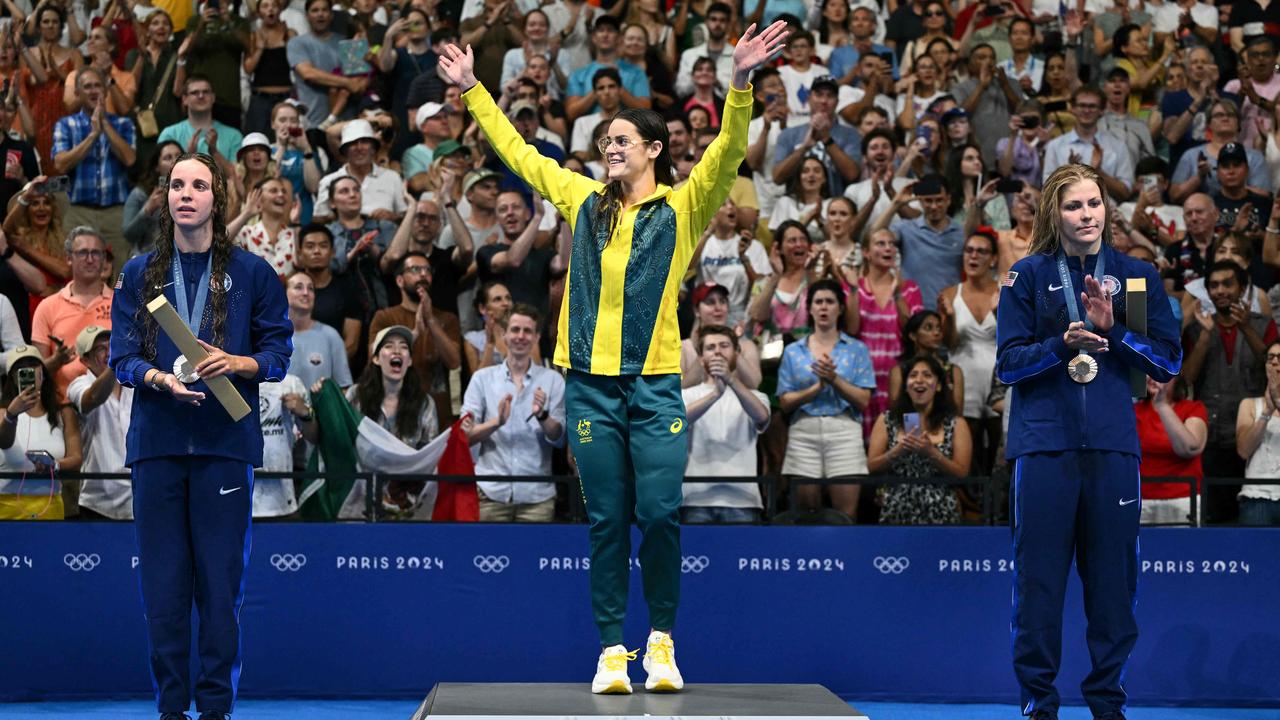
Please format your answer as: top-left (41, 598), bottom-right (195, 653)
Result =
top-left (1048, 283), bottom-right (1063, 291)
top-left (219, 486), bottom-right (242, 496)
top-left (1119, 498), bottom-right (1139, 506)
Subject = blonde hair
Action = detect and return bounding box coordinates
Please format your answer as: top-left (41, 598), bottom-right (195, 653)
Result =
top-left (1027, 163), bottom-right (1114, 256)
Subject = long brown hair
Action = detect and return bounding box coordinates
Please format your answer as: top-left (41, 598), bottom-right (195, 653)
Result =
top-left (354, 361), bottom-right (430, 442)
top-left (1027, 163), bottom-right (1115, 256)
top-left (136, 153), bottom-right (234, 360)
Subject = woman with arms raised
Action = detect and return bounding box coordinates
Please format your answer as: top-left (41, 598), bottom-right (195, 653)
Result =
top-left (439, 21), bottom-right (788, 695)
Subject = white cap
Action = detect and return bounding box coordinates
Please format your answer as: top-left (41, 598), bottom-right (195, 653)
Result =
top-left (415, 102), bottom-right (446, 127)
top-left (237, 132), bottom-right (271, 157)
top-left (339, 119), bottom-right (379, 150)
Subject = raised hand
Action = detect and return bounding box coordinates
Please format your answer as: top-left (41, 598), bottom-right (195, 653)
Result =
top-left (731, 20), bottom-right (790, 88)
top-left (439, 43), bottom-right (479, 91)
top-left (1080, 274), bottom-right (1114, 332)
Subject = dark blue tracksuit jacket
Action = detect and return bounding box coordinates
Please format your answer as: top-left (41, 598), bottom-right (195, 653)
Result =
top-left (109, 246), bottom-right (291, 714)
top-left (995, 246), bottom-right (1181, 717)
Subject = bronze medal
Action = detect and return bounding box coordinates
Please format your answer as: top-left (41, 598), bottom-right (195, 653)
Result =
top-left (1068, 353), bottom-right (1098, 384)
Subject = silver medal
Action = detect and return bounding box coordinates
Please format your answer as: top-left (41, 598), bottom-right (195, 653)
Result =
top-left (173, 355), bottom-right (201, 384)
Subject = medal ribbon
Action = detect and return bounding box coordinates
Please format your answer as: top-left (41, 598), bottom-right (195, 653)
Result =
top-left (171, 242), bottom-right (213, 338)
top-left (1055, 247), bottom-right (1106, 334)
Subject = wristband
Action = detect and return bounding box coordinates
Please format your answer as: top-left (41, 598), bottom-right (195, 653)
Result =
top-left (535, 409), bottom-right (550, 422)
top-left (176, 58), bottom-right (187, 66)
top-left (3, 410), bottom-right (17, 425)
top-left (1267, 226), bottom-right (1280, 234)
top-left (303, 152), bottom-right (314, 159)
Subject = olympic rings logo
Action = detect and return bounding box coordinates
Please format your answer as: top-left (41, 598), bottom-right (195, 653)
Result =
top-left (473, 555), bottom-right (510, 573)
top-left (63, 553), bottom-right (101, 572)
top-left (873, 556), bottom-right (910, 574)
top-left (681, 555), bottom-right (710, 574)
top-left (270, 554), bottom-right (307, 572)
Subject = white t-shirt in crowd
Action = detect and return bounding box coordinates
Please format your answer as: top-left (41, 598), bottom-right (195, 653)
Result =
top-left (779, 64), bottom-right (827, 122)
top-left (836, 86), bottom-right (895, 127)
top-left (697, 234), bottom-right (772, 325)
top-left (770, 196), bottom-right (831, 242)
top-left (747, 116), bottom-right (786, 219)
top-left (255, 375), bottom-right (309, 517)
top-left (571, 110), bottom-right (608, 155)
top-left (1116, 201), bottom-right (1186, 239)
top-left (681, 383), bottom-right (769, 509)
top-left (845, 176), bottom-right (920, 241)
top-left (69, 371), bottom-right (134, 520)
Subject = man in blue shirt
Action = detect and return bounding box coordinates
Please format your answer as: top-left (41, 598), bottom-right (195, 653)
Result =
top-left (53, 66), bottom-right (136, 276)
top-left (772, 75), bottom-right (862, 196)
top-left (565, 15), bottom-right (651, 123)
top-left (829, 6), bottom-right (898, 82)
top-left (870, 174), bottom-right (974, 310)
top-left (156, 75), bottom-right (244, 182)
top-left (493, 100), bottom-right (566, 206)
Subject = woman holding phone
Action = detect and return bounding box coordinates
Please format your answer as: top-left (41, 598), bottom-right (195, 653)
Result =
top-left (867, 353), bottom-right (970, 524)
top-left (439, 22), bottom-right (789, 694)
top-left (110, 152), bottom-right (292, 718)
top-left (0, 344), bottom-right (82, 519)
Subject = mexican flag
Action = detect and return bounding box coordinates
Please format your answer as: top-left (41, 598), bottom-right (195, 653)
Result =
top-left (298, 378), bottom-right (478, 521)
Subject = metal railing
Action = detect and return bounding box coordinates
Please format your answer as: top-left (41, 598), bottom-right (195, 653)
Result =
top-left (5, 470), bottom-right (1273, 526)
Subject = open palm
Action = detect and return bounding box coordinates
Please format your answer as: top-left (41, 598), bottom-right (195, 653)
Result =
top-left (732, 21), bottom-right (790, 78)
top-left (439, 43), bottom-right (478, 91)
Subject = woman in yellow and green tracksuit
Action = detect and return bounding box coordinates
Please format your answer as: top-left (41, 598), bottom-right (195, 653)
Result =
top-left (440, 24), bottom-right (789, 694)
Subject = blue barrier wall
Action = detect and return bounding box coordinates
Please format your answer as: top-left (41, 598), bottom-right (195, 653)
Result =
top-left (0, 523), bottom-right (1276, 705)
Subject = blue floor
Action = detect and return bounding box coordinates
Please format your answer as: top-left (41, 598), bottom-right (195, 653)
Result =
top-left (0, 701), bottom-right (1273, 719)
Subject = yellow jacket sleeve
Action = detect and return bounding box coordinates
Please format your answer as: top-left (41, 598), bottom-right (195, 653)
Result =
top-left (462, 82), bottom-right (603, 228)
top-left (670, 84), bottom-right (754, 248)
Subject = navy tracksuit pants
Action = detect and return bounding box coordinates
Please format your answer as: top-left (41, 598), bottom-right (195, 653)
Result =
top-left (133, 456), bottom-right (254, 715)
top-left (1011, 450), bottom-right (1141, 717)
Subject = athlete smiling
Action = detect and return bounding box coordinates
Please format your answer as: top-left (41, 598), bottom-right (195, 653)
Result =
top-left (440, 20), bottom-right (789, 695)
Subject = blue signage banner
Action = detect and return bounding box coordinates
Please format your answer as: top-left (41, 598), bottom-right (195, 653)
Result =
top-left (0, 524), bottom-right (1275, 705)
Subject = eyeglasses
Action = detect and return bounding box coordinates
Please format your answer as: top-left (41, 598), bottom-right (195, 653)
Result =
top-left (1267, 353), bottom-right (1280, 363)
top-left (963, 247), bottom-right (993, 256)
top-left (924, 10), bottom-right (946, 16)
top-left (71, 249), bottom-right (105, 260)
top-left (597, 135), bottom-right (649, 154)
top-left (402, 265), bottom-right (431, 276)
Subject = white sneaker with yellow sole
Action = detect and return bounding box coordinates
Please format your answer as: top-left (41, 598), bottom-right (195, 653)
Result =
top-left (642, 630), bottom-right (684, 692)
top-left (591, 644), bottom-right (636, 694)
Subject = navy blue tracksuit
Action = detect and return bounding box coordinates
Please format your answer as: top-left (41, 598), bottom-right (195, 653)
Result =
top-left (110, 246), bottom-right (292, 714)
top-left (996, 247), bottom-right (1181, 717)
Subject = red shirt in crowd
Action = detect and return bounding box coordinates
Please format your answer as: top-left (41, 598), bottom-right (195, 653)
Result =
top-left (1135, 399), bottom-right (1208, 499)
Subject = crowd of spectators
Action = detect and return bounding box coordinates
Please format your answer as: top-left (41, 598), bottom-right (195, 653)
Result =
top-left (0, 0), bottom-right (1277, 526)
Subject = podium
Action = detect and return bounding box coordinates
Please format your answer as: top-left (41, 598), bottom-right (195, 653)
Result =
top-left (413, 683), bottom-right (868, 719)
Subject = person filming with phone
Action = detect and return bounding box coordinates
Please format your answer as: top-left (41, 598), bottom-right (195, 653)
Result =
top-left (867, 353), bottom-right (971, 524)
top-left (0, 344), bottom-right (83, 520)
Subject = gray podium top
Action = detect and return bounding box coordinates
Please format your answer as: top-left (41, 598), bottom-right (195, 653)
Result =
top-left (414, 683), bottom-right (868, 720)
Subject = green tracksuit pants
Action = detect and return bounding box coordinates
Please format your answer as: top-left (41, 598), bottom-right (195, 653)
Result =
top-left (565, 370), bottom-right (687, 647)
